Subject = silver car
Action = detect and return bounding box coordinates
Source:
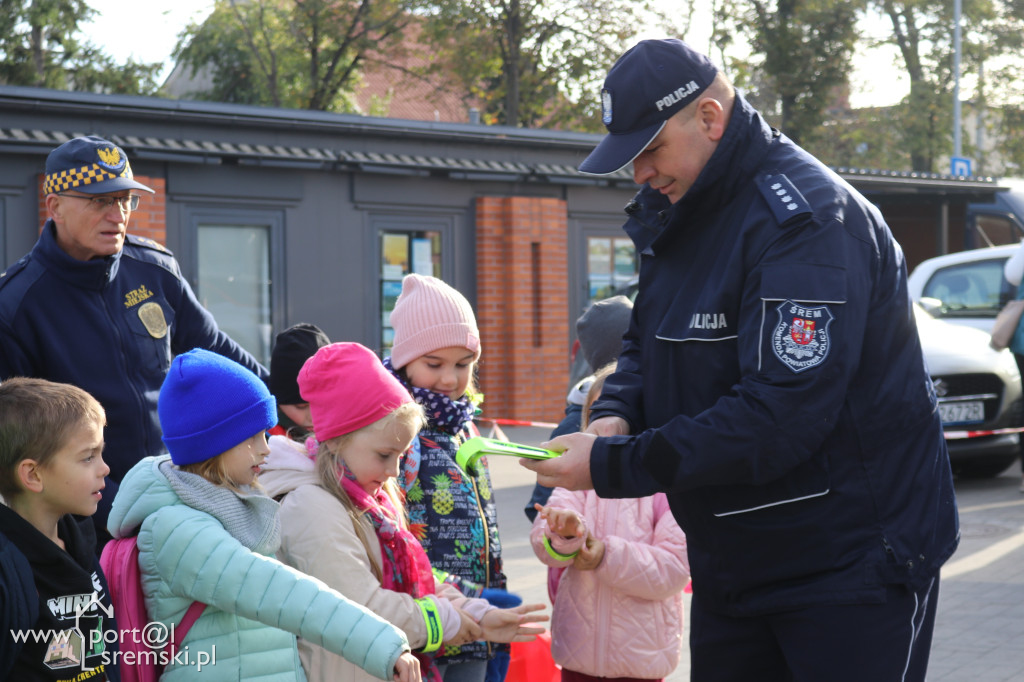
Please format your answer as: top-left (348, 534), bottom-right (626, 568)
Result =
top-left (906, 243), bottom-right (1020, 332)
top-left (915, 303), bottom-right (1023, 477)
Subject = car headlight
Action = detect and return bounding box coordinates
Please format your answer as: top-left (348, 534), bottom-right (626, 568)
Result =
top-left (997, 348), bottom-right (1022, 378)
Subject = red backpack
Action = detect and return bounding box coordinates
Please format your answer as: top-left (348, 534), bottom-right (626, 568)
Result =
top-left (99, 537), bottom-right (205, 682)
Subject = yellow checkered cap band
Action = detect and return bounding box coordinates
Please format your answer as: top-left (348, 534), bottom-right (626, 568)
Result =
top-left (44, 161), bottom-right (134, 195)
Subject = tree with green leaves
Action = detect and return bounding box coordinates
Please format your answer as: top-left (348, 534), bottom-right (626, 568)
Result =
top-left (173, 0), bottom-right (416, 112)
top-left (873, 0), bottom-right (956, 172)
top-left (0, 0), bottom-right (161, 94)
top-left (956, 0), bottom-right (1024, 175)
top-left (711, 0), bottom-right (862, 148)
top-left (417, 0), bottom-right (662, 130)
top-left (871, 0), bottom-right (1024, 173)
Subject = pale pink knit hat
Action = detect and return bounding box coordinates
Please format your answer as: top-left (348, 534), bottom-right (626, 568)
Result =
top-left (388, 274), bottom-right (481, 370)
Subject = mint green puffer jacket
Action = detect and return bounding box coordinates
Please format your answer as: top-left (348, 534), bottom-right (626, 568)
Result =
top-left (108, 455), bottom-right (409, 681)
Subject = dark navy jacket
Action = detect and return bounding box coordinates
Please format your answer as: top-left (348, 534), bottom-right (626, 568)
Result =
top-left (589, 94), bottom-right (959, 617)
top-left (1, 528), bottom-right (38, 678)
top-left (0, 222), bottom-right (268, 484)
top-left (0, 506), bottom-right (120, 681)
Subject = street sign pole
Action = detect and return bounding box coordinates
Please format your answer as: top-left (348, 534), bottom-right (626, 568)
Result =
top-left (953, 0), bottom-right (962, 159)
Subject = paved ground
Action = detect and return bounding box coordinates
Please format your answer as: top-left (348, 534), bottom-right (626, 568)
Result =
top-left (489, 425), bottom-right (1024, 682)
top-left (928, 471), bottom-right (1024, 682)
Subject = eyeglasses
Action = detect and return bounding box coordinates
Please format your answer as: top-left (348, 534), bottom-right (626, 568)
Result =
top-left (56, 193), bottom-right (140, 212)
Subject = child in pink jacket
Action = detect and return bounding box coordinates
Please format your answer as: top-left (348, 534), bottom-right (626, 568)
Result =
top-left (530, 364), bottom-right (690, 682)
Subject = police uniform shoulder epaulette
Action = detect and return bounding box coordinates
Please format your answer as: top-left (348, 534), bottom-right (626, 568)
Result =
top-left (756, 173), bottom-right (812, 228)
top-left (125, 234), bottom-right (172, 255)
top-left (0, 255), bottom-right (32, 293)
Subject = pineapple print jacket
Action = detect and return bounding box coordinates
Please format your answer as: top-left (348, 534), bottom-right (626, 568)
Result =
top-left (399, 416), bottom-right (507, 664)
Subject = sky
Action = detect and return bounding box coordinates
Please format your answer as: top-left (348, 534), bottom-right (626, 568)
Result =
top-left (82, 0), bottom-right (909, 109)
top-left (81, 0), bottom-right (216, 79)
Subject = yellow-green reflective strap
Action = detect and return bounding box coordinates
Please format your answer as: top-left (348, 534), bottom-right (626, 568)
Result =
top-left (415, 597), bottom-right (443, 653)
top-left (543, 534), bottom-right (579, 561)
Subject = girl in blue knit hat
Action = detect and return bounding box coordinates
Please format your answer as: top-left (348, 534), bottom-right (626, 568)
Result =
top-left (107, 348), bottom-right (421, 682)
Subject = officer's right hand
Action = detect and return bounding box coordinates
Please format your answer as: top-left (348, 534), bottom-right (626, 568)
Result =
top-left (522, 432), bottom-right (597, 491)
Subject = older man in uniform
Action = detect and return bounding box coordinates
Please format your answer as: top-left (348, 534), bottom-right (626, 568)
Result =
top-left (0, 136), bottom-right (268, 537)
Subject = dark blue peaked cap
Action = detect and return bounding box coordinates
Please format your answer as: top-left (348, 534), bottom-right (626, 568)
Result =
top-left (44, 136), bottom-right (154, 195)
top-left (579, 39), bottom-right (718, 176)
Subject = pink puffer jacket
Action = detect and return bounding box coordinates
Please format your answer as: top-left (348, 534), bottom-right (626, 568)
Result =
top-left (530, 488), bottom-right (689, 679)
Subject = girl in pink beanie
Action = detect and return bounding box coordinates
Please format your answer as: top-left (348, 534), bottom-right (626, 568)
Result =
top-left (259, 342), bottom-right (547, 682)
top-left (383, 275), bottom-right (515, 682)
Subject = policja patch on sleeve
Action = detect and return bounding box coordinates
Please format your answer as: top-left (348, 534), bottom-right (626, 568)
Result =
top-left (771, 300), bottom-right (834, 372)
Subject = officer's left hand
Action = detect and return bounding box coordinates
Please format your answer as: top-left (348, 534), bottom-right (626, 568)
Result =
top-left (520, 431), bottom-right (596, 491)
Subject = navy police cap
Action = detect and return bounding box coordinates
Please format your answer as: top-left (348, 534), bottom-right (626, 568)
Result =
top-left (44, 136), bottom-right (155, 195)
top-left (579, 39), bottom-right (718, 176)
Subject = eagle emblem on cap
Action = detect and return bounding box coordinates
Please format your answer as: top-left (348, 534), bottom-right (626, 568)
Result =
top-left (95, 146), bottom-right (125, 172)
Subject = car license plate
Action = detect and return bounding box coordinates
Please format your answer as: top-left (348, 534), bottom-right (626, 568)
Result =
top-left (939, 401), bottom-right (984, 424)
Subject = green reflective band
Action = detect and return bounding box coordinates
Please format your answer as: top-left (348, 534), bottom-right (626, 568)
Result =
top-left (543, 534), bottom-right (579, 561)
top-left (415, 597), bottom-right (443, 653)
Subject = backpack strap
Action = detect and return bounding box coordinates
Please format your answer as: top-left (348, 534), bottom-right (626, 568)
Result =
top-left (167, 601), bottom-right (206, 659)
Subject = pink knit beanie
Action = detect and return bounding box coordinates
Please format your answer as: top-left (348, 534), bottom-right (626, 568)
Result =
top-left (388, 274), bottom-right (481, 370)
top-left (298, 342), bottom-right (412, 442)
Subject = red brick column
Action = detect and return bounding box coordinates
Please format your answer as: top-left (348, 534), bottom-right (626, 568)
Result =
top-left (129, 177), bottom-right (167, 245)
top-left (475, 196), bottom-right (569, 424)
top-left (37, 174), bottom-right (167, 245)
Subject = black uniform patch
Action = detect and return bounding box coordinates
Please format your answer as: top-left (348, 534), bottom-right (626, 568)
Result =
top-left (771, 300), bottom-right (834, 373)
top-left (757, 174), bottom-right (812, 227)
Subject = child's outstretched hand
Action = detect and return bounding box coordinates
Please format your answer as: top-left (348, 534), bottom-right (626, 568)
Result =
top-left (534, 503), bottom-right (585, 539)
top-left (445, 606), bottom-right (484, 646)
top-left (573, 534), bottom-right (605, 571)
top-left (393, 651), bottom-right (422, 682)
top-left (478, 603), bottom-right (549, 643)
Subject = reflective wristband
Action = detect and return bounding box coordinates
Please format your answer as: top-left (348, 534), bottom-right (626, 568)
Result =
top-left (414, 597), bottom-right (443, 653)
top-left (543, 535), bottom-right (579, 561)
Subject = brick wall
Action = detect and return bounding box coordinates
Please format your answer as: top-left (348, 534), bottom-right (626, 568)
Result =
top-left (37, 174), bottom-right (167, 245)
top-left (128, 177), bottom-right (167, 245)
top-left (475, 196), bottom-right (569, 424)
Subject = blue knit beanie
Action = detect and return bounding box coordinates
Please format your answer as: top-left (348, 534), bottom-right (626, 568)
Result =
top-left (159, 349), bottom-right (277, 465)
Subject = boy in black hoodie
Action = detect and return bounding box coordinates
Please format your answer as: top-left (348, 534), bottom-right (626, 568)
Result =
top-left (0, 377), bottom-right (120, 681)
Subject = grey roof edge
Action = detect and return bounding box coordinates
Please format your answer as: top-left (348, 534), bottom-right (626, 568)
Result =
top-left (834, 166), bottom-right (1000, 187)
top-left (0, 91), bottom-right (1007, 193)
top-left (0, 125), bottom-right (633, 183)
top-left (0, 84), bottom-right (603, 152)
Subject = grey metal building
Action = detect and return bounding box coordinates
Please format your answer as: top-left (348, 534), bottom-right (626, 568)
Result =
top-left (0, 85), bottom-right (1010, 421)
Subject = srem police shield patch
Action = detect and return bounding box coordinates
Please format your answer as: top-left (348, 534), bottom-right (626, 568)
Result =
top-left (771, 300), bottom-right (834, 373)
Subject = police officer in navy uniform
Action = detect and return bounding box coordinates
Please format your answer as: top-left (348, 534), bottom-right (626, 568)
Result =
top-left (0, 136), bottom-right (269, 541)
top-left (523, 39), bottom-right (959, 681)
